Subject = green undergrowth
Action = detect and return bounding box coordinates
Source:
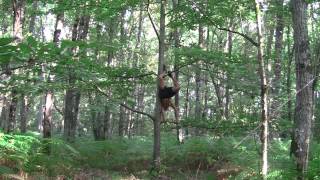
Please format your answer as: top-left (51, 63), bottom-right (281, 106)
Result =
top-left (0, 132), bottom-right (319, 179)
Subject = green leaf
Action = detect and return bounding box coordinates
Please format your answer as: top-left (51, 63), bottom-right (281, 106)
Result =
top-left (0, 37), bottom-right (14, 46)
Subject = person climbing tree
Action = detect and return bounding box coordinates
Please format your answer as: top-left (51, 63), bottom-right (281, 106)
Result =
top-left (158, 70), bottom-right (180, 122)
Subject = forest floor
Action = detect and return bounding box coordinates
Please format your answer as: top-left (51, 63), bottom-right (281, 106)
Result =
top-left (0, 132), bottom-right (319, 179)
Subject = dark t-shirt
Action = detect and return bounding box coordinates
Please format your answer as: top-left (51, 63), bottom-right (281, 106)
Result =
top-left (159, 86), bottom-right (177, 99)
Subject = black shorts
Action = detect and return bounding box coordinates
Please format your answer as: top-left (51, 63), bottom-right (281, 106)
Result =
top-left (159, 86), bottom-right (177, 99)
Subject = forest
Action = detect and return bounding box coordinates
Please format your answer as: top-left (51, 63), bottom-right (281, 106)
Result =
top-left (0, 0), bottom-right (320, 179)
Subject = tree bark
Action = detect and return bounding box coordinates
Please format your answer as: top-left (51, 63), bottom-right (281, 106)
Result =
top-left (224, 20), bottom-right (234, 120)
top-left (104, 105), bottom-right (112, 139)
top-left (28, 1), bottom-right (38, 35)
top-left (255, 0), bottom-right (268, 178)
top-left (12, 0), bottom-right (25, 41)
top-left (119, 102), bottom-right (126, 137)
top-left (20, 95), bottom-right (28, 133)
top-left (152, 0), bottom-right (166, 174)
top-left (43, 91), bottom-right (53, 139)
top-left (270, 0), bottom-right (284, 122)
top-left (64, 15), bottom-right (89, 142)
top-left (291, 0), bottom-right (313, 177)
top-left (194, 24), bottom-right (204, 134)
top-left (7, 90), bottom-right (18, 133)
top-left (286, 26), bottom-right (293, 122)
top-left (7, 0), bottom-right (25, 133)
top-left (172, 0), bottom-right (184, 143)
top-left (0, 97), bottom-right (9, 130)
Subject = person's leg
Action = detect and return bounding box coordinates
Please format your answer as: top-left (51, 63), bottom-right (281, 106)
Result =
top-left (160, 107), bottom-right (165, 122)
top-left (169, 100), bottom-right (179, 121)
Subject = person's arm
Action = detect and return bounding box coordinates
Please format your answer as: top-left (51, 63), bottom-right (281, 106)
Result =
top-left (170, 72), bottom-right (180, 92)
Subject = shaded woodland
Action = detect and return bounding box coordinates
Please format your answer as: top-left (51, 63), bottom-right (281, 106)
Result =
top-left (0, 0), bottom-right (320, 179)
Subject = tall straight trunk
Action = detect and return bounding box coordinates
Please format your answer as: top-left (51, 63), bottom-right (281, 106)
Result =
top-left (291, 0), bottom-right (313, 177)
top-left (89, 94), bottom-right (105, 140)
top-left (20, 0), bottom-right (38, 134)
top-left (172, 0), bottom-right (183, 143)
top-left (64, 15), bottom-right (89, 142)
top-left (265, 27), bottom-right (274, 78)
top-left (224, 21), bottom-right (234, 119)
top-left (118, 10), bottom-right (126, 137)
top-left (137, 85), bottom-right (145, 135)
top-left (43, 91), bottom-right (53, 139)
top-left (153, 0), bottom-right (166, 173)
top-left (20, 95), bottom-right (28, 133)
top-left (7, 0), bottom-right (25, 133)
top-left (286, 26), bottom-right (293, 122)
top-left (202, 74), bottom-right (209, 119)
top-left (0, 97), bottom-right (8, 129)
top-left (119, 103), bottom-right (126, 137)
top-left (184, 73), bottom-right (191, 136)
top-left (28, 1), bottom-right (38, 35)
top-left (104, 105), bottom-right (112, 139)
top-left (12, 0), bottom-right (25, 41)
top-left (255, 0), bottom-right (268, 178)
top-left (43, 10), bottom-right (64, 140)
top-left (194, 24), bottom-right (204, 134)
top-left (7, 90), bottom-right (18, 133)
top-left (270, 0), bottom-right (284, 121)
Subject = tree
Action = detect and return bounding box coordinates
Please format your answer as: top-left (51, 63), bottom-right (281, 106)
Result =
top-left (152, 0), bottom-right (166, 174)
top-left (255, 0), bottom-right (269, 178)
top-left (7, 0), bottom-right (25, 133)
top-left (64, 14), bottom-right (90, 142)
top-left (291, 0), bottom-right (313, 178)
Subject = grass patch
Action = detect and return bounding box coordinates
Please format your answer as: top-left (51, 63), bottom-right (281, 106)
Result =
top-left (0, 132), bottom-right (319, 179)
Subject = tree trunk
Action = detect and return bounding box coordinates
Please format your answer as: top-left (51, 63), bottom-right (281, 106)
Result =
top-left (104, 105), bottom-right (112, 139)
top-left (291, 0), bottom-right (313, 177)
top-left (184, 73), bottom-right (191, 136)
top-left (194, 24), bottom-right (204, 134)
top-left (43, 91), bottom-right (53, 139)
top-left (172, 0), bottom-right (184, 143)
top-left (64, 15), bottom-right (89, 142)
top-left (20, 95), bottom-right (28, 133)
top-left (270, 0), bottom-right (284, 123)
top-left (118, 11), bottom-right (127, 138)
top-left (224, 21), bottom-right (234, 120)
top-left (12, 0), bottom-right (25, 41)
top-left (28, 1), bottom-right (38, 35)
top-left (119, 102), bottom-right (126, 137)
top-left (7, 0), bottom-right (25, 133)
top-left (255, 0), bottom-right (268, 178)
top-left (286, 26), bottom-right (293, 122)
top-left (152, 0), bottom-right (166, 174)
top-left (0, 97), bottom-right (9, 130)
top-left (7, 90), bottom-right (18, 133)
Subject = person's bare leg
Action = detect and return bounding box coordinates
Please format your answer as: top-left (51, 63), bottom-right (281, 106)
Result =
top-left (160, 107), bottom-right (165, 123)
top-left (169, 100), bottom-right (179, 122)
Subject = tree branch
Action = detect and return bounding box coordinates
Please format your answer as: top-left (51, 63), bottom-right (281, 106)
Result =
top-left (120, 103), bottom-right (155, 121)
top-left (53, 102), bottom-right (64, 116)
top-left (215, 27), bottom-right (259, 47)
top-left (186, 0), bottom-right (259, 47)
top-left (146, 0), bottom-right (160, 42)
top-left (88, 81), bottom-right (155, 121)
